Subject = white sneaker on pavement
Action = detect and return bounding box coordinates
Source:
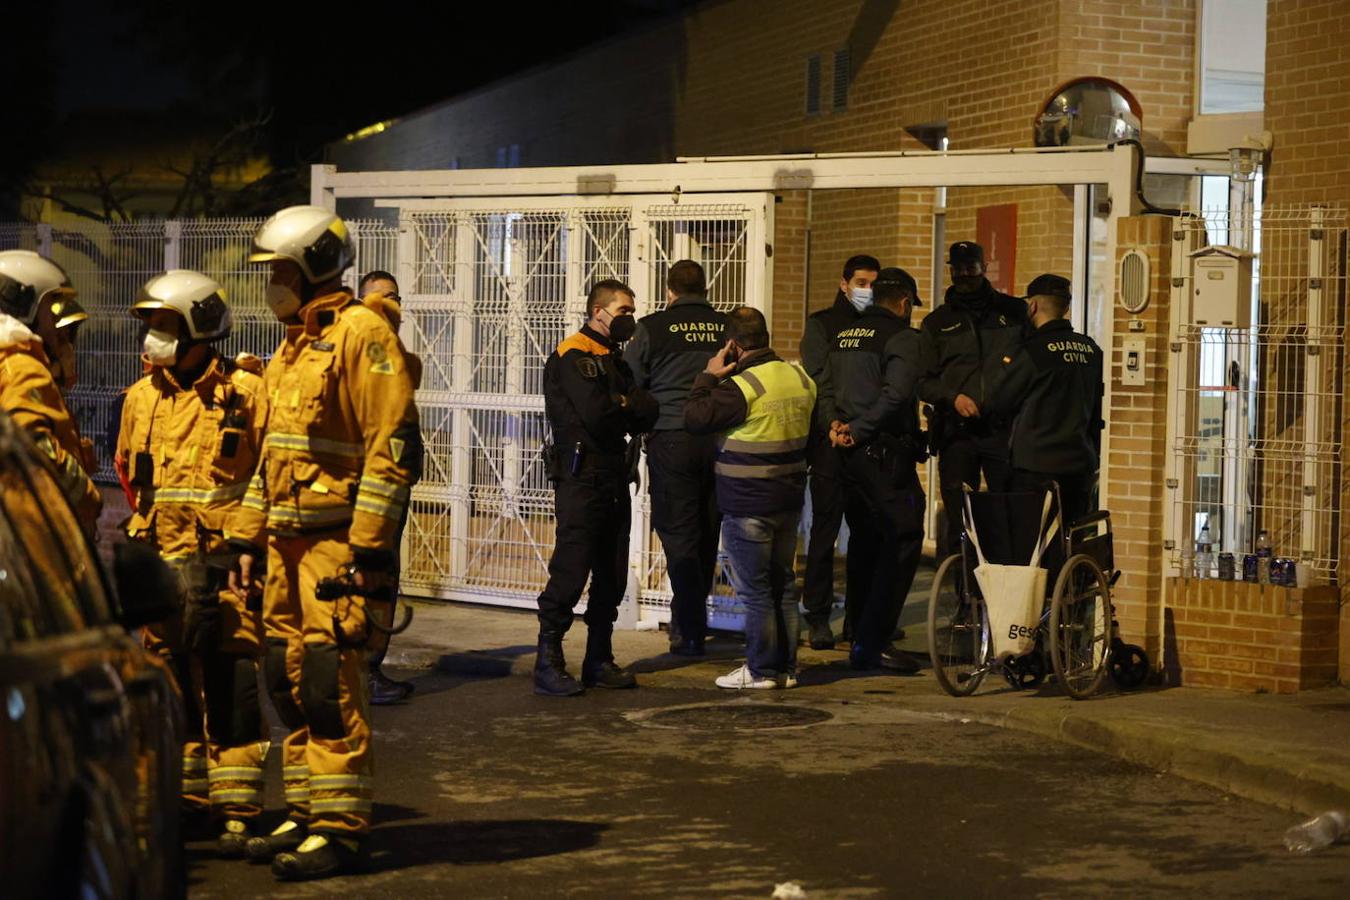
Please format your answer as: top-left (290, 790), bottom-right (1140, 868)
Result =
top-left (715, 664), bottom-right (779, 690)
top-left (779, 672), bottom-right (799, 689)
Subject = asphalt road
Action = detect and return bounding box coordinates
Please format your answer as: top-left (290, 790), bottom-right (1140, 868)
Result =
top-left (186, 656), bottom-right (1350, 898)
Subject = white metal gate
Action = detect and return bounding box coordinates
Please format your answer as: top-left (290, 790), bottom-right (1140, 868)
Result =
top-left (386, 194), bottom-right (773, 625)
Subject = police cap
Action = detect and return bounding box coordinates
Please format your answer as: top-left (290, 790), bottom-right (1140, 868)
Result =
top-left (1024, 273), bottom-right (1072, 302)
top-left (947, 241), bottom-right (985, 266)
top-left (873, 266), bottom-right (923, 306)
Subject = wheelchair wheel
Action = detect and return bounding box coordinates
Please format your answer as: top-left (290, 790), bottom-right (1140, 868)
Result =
top-left (927, 553), bottom-right (989, 697)
top-left (1110, 641), bottom-right (1150, 690)
top-left (1049, 553), bottom-right (1113, 699)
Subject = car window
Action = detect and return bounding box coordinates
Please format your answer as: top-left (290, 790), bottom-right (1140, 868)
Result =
top-left (0, 465), bottom-right (91, 636)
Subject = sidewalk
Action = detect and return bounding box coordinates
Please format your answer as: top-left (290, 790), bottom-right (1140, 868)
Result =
top-left (382, 596), bottom-right (1350, 817)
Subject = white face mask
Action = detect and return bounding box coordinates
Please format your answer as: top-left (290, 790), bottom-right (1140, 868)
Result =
top-left (265, 283), bottom-right (302, 320)
top-left (848, 286), bottom-right (873, 313)
top-left (143, 328), bottom-right (179, 366)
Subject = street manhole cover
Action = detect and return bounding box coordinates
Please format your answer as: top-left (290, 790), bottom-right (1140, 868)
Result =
top-left (634, 702), bottom-right (832, 731)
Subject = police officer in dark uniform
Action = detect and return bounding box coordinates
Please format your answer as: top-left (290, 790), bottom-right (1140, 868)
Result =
top-left (534, 279), bottom-right (659, 696)
top-left (917, 241), bottom-right (1027, 558)
top-left (626, 260), bottom-right (728, 655)
top-left (818, 267), bottom-right (926, 674)
top-left (798, 254), bottom-right (879, 650)
top-left (983, 273), bottom-right (1103, 524)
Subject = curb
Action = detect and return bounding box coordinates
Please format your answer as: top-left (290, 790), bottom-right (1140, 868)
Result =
top-left (926, 705), bottom-right (1350, 817)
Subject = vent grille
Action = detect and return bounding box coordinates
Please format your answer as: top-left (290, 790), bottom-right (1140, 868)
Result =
top-left (1120, 249), bottom-right (1151, 313)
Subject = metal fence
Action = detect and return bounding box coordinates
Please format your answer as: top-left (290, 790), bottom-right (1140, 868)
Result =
top-left (2, 219), bottom-right (397, 483)
top-left (1165, 206), bottom-right (1346, 582)
top-left (393, 196), bottom-right (771, 628)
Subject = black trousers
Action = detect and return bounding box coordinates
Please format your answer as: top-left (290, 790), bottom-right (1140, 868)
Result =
top-left (802, 430), bottom-right (846, 627)
top-left (937, 428), bottom-right (1012, 559)
top-left (536, 468), bottom-right (631, 637)
top-left (842, 447), bottom-right (925, 658)
top-left (647, 430), bottom-right (721, 644)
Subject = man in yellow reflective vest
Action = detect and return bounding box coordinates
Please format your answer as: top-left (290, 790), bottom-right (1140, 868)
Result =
top-left (684, 307), bottom-right (815, 689)
top-left (0, 251), bottom-right (101, 532)
top-left (232, 206), bottom-right (421, 880)
top-left (116, 270), bottom-right (269, 854)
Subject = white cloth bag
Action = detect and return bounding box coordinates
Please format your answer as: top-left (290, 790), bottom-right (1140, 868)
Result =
top-left (963, 490), bottom-right (1058, 660)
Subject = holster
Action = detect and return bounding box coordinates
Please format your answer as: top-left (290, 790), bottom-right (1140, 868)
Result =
top-left (542, 440), bottom-right (562, 483)
top-left (624, 438), bottom-right (642, 487)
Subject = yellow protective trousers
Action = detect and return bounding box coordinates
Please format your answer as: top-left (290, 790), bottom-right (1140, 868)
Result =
top-left (264, 528), bottom-right (374, 835)
top-left (141, 583), bottom-right (267, 819)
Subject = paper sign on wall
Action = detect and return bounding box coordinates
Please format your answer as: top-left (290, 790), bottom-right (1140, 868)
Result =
top-left (976, 204), bottom-right (1018, 295)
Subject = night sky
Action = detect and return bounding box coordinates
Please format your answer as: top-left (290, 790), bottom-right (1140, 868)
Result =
top-left (79, 1), bottom-right (699, 152)
top-left (4, 0), bottom-right (698, 213)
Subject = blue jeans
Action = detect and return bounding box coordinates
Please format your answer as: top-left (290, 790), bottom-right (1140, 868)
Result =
top-left (722, 511), bottom-right (801, 678)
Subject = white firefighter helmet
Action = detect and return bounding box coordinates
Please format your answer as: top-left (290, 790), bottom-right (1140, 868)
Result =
top-left (133, 269), bottom-right (233, 341)
top-left (248, 205), bottom-right (355, 283)
top-left (0, 250), bottom-right (76, 325)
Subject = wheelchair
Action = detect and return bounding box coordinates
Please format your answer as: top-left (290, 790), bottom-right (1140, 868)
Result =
top-left (925, 483), bottom-right (1150, 700)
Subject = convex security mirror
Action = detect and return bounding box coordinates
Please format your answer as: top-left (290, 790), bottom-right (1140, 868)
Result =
top-left (1034, 77), bottom-right (1142, 147)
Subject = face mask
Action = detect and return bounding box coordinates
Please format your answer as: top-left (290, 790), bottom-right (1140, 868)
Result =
top-left (143, 328), bottom-right (179, 366)
top-left (848, 287), bottom-right (873, 313)
top-left (952, 273), bottom-right (983, 294)
top-left (265, 282), bottom-right (302, 320)
top-left (606, 312), bottom-right (637, 343)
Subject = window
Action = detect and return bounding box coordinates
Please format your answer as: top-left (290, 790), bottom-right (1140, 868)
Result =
top-left (805, 55), bottom-right (822, 115)
top-left (1198, 0), bottom-right (1266, 113)
top-left (832, 48), bottom-right (850, 111)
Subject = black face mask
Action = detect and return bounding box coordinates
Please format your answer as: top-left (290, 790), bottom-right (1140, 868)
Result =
top-left (953, 274), bottom-right (984, 294)
top-left (607, 313), bottom-right (636, 343)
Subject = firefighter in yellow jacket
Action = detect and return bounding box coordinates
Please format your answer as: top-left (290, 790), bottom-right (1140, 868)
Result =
top-left (232, 206), bottom-right (420, 881)
top-left (115, 269), bottom-right (270, 856)
top-left (0, 250), bottom-right (100, 531)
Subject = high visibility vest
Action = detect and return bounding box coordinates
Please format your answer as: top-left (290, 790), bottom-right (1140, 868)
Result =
top-left (714, 359), bottom-right (816, 516)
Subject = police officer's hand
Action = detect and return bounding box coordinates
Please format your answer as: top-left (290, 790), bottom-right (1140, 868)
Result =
top-left (230, 553), bottom-right (259, 602)
top-left (829, 419), bottom-right (855, 448)
top-left (704, 343), bottom-right (738, 379)
top-left (955, 393), bottom-right (981, 418)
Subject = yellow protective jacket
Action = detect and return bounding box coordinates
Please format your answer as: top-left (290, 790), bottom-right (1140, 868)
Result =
top-left (116, 352), bottom-right (267, 560)
top-left (239, 290), bottom-right (419, 561)
top-left (0, 313), bottom-right (101, 528)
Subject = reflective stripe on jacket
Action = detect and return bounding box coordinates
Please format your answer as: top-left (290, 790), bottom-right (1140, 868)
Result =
top-left (0, 313), bottom-right (101, 528)
top-left (116, 352), bottom-right (266, 558)
top-left (714, 359), bottom-right (815, 517)
top-left (243, 291), bottom-right (419, 555)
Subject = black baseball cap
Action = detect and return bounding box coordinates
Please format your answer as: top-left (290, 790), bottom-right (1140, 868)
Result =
top-left (947, 241), bottom-right (985, 266)
top-left (873, 266), bottom-right (923, 306)
top-left (1024, 273), bottom-right (1072, 302)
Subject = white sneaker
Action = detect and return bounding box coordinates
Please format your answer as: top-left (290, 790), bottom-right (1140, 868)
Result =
top-left (715, 664), bottom-right (779, 690)
top-left (779, 672), bottom-right (799, 689)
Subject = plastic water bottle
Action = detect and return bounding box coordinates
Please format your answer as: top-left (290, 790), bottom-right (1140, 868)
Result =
top-left (1194, 518), bottom-right (1214, 579)
top-left (1256, 530), bottom-right (1273, 585)
top-left (1283, 810), bottom-right (1348, 853)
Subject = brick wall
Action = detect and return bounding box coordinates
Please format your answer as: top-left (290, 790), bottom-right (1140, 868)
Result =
top-left (1165, 578), bottom-right (1340, 693)
top-left (1263, 0), bottom-right (1350, 683)
top-left (1106, 215), bottom-right (1174, 660)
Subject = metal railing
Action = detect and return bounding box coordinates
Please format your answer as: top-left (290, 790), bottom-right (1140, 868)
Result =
top-left (1165, 206), bottom-right (1345, 583)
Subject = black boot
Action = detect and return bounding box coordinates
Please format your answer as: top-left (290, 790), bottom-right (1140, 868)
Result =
top-left (244, 819), bottom-right (307, 863)
top-left (369, 666), bottom-right (414, 705)
top-left (217, 818), bottom-right (254, 858)
top-left (533, 632), bottom-right (584, 696)
top-left (582, 628), bottom-right (636, 689)
top-left (271, 833), bottom-right (363, 881)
